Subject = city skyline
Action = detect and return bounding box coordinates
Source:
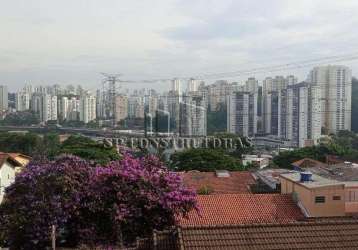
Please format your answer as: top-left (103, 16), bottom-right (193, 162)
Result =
top-left (1, 0), bottom-right (358, 91)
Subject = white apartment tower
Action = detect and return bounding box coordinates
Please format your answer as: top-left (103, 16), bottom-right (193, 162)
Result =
top-left (58, 96), bottom-right (69, 121)
top-left (171, 78), bottom-right (181, 94)
top-left (15, 92), bottom-right (30, 111)
top-left (187, 78), bottom-right (200, 92)
top-left (180, 94), bottom-right (207, 136)
top-left (262, 75), bottom-right (298, 135)
top-left (31, 94), bottom-right (57, 122)
top-left (0, 86), bottom-right (8, 112)
top-left (79, 95), bottom-right (96, 123)
top-left (308, 65), bottom-right (352, 134)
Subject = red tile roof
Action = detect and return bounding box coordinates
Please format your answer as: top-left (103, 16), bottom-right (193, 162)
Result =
top-left (8, 153), bottom-right (31, 160)
top-left (292, 158), bottom-right (327, 168)
top-left (179, 220), bottom-right (358, 249)
top-left (179, 194), bottom-right (304, 226)
top-left (0, 152), bottom-right (23, 167)
top-left (182, 171), bottom-right (255, 194)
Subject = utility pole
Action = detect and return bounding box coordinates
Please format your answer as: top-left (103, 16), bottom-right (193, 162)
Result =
top-left (101, 73), bottom-right (121, 127)
top-left (51, 225), bottom-right (56, 250)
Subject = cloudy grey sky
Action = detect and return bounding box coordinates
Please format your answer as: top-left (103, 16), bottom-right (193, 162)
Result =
top-left (1, 0), bottom-right (358, 91)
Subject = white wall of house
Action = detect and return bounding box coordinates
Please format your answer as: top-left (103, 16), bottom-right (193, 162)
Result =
top-left (0, 161), bottom-right (16, 203)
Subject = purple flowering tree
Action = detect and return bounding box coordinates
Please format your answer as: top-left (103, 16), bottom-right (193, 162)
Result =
top-left (0, 153), bottom-right (197, 249)
top-left (0, 155), bottom-right (93, 249)
top-left (80, 153), bottom-right (198, 245)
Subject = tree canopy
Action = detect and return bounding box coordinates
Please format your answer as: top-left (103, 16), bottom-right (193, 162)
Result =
top-left (0, 154), bottom-right (197, 249)
top-left (0, 111), bottom-right (39, 126)
top-left (170, 148), bottom-right (246, 171)
top-left (0, 132), bottom-right (43, 156)
top-left (59, 135), bottom-right (121, 165)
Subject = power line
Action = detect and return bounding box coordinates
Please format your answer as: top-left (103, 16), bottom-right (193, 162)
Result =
top-left (118, 52), bottom-right (358, 83)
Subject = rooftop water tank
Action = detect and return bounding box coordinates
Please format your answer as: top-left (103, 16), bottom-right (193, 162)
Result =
top-left (300, 171), bottom-right (312, 182)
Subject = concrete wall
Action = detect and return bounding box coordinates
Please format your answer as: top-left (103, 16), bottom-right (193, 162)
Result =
top-left (0, 161), bottom-right (16, 203)
top-left (280, 177), bottom-right (345, 217)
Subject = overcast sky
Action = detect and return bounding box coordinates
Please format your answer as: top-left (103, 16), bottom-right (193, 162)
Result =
top-left (1, 0), bottom-right (358, 91)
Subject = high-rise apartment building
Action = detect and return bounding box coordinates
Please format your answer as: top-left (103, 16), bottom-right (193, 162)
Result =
top-left (208, 80), bottom-right (235, 111)
top-left (127, 96), bottom-right (144, 119)
top-left (262, 75), bottom-right (298, 135)
top-left (187, 78), bottom-right (200, 92)
top-left (171, 78), bottom-right (181, 94)
top-left (227, 78), bottom-right (258, 137)
top-left (167, 91), bottom-right (180, 132)
top-left (286, 83), bottom-right (309, 147)
top-left (115, 95), bottom-right (128, 123)
top-left (15, 92), bottom-right (30, 111)
top-left (31, 93), bottom-right (57, 122)
top-left (145, 95), bottom-right (158, 117)
top-left (0, 86), bottom-right (8, 112)
top-left (96, 89), bottom-right (106, 119)
top-left (180, 93), bottom-right (207, 136)
top-left (308, 65), bottom-right (352, 134)
top-left (79, 95), bottom-right (96, 123)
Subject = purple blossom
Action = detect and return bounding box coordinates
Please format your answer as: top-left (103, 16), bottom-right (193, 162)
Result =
top-left (0, 152), bottom-right (198, 248)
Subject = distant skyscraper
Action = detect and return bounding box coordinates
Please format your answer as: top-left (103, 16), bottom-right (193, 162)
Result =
top-left (262, 75), bottom-right (298, 135)
top-left (58, 96), bottom-right (69, 121)
top-left (79, 95), bottom-right (96, 123)
top-left (227, 78), bottom-right (258, 137)
top-left (15, 92), bottom-right (30, 111)
top-left (227, 92), bottom-right (250, 137)
top-left (0, 86), bottom-right (8, 112)
top-left (167, 91), bottom-right (180, 132)
top-left (187, 78), bottom-right (199, 92)
top-left (145, 95), bottom-right (158, 117)
top-left (286, 83), bottom-right (309, 147)
top-left (67, 97), bottom-right (80, 121)
top-left (208, 80), bottom-right (233, 111)
top-left (31, 94), bottom-right (57, 122)
top-left (115, 95), bottom-right (128, 123)
top-left (171, 78), bottom-right (181, 93)
top-left (96, 89), bottom-right (106, 119)
top-left (180, 93), bottom-right (207, 136)
top-left (308, 65), bottom-right (352, 134)
top-left (128, 96), bottom-right (144, 119)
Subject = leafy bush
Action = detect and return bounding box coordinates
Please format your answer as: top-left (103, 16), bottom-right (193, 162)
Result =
top-left (197, 185), bottom-right (214, 195)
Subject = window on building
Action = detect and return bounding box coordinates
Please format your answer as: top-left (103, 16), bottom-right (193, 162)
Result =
top-left (315, 196), bottom-right (325, 203)
top-left (346, 191), bottom-right (358, 202)
top-left (333, 196), bottom-right (341, 201)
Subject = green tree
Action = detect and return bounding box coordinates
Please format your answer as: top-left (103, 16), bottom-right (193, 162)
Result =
top-left (170, 148), bottom-right (246, 171)
top-left (60, 135), bottom-right (120, 165)
top-left (213, 132), bottom-right (254, 158)
top-left (0, 111), bottom-right (39, 126)
top-left (42, 133), bottom-right (61, 160)
top-left (0, 132), bottom-right (42, 156)
top-left (272, 146), bottom-right (332, 169)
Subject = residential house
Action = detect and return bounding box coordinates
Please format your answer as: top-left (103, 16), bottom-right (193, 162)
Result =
top-left (0, 153), bottom-right (27, 203)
